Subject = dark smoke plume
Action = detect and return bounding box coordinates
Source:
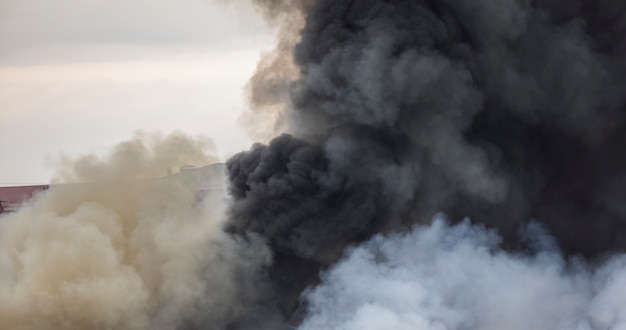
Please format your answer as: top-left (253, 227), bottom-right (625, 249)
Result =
top-left (227, 0), bottom-right (626, 325)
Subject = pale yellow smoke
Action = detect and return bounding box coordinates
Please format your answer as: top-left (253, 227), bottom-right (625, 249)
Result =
top-left (51, 130), bottom-right (219, 183)
top-left (0, 131), bottom-right (270, 330)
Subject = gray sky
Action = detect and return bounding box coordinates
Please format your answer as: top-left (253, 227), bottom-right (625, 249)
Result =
top-left (0, 0), bottom-right (275, 185)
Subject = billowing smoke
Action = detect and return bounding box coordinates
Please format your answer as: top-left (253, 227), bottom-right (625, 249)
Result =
top-left (0, 131), bottom-right (271, 329)
top-left (300, 217), bottom-right (626, 330)
top-left (235, 0), bottom-right (626, 258)
top-left (227, 0), bottom-right (626, 326)
top-left (3, 0), bottom-right (626, 329)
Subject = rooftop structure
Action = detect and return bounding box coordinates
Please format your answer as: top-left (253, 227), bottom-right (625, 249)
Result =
top-left (0, 163), bottom-right (226, 214)
top-left (0, 185), bottom-right (49, 213)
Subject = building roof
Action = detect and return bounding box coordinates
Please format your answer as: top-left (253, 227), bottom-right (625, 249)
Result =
top-left (0, 185), bottom-right (48, 213)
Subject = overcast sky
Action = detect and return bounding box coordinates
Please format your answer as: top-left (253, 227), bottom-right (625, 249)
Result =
top-left (0, 0), bottom-right (275, 185)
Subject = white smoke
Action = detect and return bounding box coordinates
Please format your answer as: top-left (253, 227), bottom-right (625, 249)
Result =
top-left (299, 215), bottom-right (626, 330)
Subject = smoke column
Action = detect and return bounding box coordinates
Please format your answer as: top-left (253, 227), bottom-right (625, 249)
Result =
top-left (227, 0), bottom-right (626, 326)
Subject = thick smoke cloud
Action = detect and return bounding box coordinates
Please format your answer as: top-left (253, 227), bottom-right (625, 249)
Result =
top-left (299, 217), bottom-right (626, 330)
top-left (231, 0), bottom-right (626, 260)
top-left (227, 0), bottom-right (626, 324)
top-left (0, 132), bottom-right (271, 329)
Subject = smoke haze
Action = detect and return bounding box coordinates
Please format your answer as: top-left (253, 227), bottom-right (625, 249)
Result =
top-left (3, 0), bottom-right (626, 329)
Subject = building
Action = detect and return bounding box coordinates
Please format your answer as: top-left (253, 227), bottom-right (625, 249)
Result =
top-left (0, 163), bottom-right (226, 214)
top-left (166, 163), bottom-right (226, 191)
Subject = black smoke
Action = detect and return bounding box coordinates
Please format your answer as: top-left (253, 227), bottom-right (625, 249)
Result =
top-left (225, 0), bottom-right (626, 326)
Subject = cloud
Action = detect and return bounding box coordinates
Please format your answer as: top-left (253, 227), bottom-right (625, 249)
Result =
top-left (0, 0), bottom-right (274, 64)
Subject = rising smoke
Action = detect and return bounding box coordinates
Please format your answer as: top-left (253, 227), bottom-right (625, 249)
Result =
top-left (2, 0), bottom-right (626, 329)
